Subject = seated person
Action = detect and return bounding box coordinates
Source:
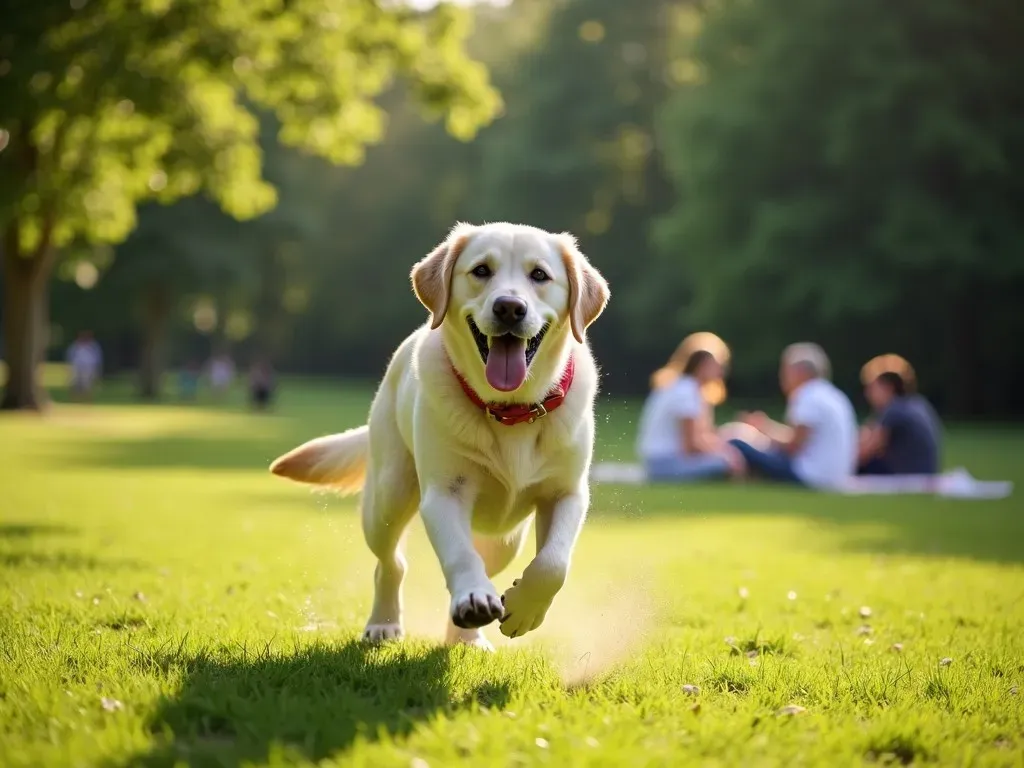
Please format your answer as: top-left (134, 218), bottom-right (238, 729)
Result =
top-left (729, 343), bottom-right (857, 489)
top-left (636, 348), bottom-right (745, 481)
top-left (858, 363), bottom-right (941, 475)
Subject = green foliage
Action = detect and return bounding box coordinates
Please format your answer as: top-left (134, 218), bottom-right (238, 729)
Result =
top-left (654, 0), bottom-right (1024, 403)
top-left (38, 0), bottom-right (1024, 414)
top-left (476, 0), bottom-right (680, 382)
top-left (0, 0), bottom-right (500, 252)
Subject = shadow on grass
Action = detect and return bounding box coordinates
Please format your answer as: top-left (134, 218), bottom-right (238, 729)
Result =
top-left (0, 523), bottom-right (145, 571)
top-left (0, 523), bottom-right (75, 539)
top-left (49, 434), bottom-right (290, 472)
top-left (0, 551), bottom-right (144, 571)
top-left (130, 641), bottom-right (508, 767)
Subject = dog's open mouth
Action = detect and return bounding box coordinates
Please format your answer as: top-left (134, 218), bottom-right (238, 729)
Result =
top-left (468, 318), bottom-right (548, 392)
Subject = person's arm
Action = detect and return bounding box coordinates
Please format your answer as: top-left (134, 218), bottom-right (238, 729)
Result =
top-left (777, 424), bottom-right (810, 455)
top-left (679, 417), bottom-right (723, 454)
top-left (858, 423), bottom-right (888, 463)
top-left (740, 411), bottom-right (794, 444)
top-left (680, 418), bottom-right (701, 454)
top-left (773, 391), bottom-right (818, 455)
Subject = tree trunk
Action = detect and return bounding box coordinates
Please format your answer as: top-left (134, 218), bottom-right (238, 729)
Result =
top-left (138, 283), bottom-right (170, 400)
top-left (1, 232), bottom-right (52, 412)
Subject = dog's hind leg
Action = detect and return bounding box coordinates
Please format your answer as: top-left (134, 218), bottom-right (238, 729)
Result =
top-left (362, 454), bottom-right (418, 643)
top-left (446, 519), bottom-right (532, 650)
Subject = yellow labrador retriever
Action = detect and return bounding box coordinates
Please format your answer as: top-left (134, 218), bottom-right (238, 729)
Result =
top-left (270, 222), bottom-right (609, 649)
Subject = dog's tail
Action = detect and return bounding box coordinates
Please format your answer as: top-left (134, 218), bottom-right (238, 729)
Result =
top-left (269, 425), bottom-right (369, 496)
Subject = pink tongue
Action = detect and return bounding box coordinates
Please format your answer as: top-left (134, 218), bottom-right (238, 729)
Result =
top-left (485, 335), bottom-right (528, 392)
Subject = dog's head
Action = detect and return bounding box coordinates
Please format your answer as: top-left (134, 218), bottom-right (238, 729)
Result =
top-left (411, 222), bottom-right (609, 396)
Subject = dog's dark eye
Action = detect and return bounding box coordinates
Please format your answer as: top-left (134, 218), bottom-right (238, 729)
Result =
top-left (530, 268), bottom-right (550, 283)
top-left (471, 264), bottom-right (492, 279)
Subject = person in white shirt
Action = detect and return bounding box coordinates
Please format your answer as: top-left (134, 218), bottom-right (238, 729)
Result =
top-left (637, 349), bottom-right (746, 481)
top-left (729, 343), bottom-right (857, 489)
top-left (66, 330), bottom-right (103, 402)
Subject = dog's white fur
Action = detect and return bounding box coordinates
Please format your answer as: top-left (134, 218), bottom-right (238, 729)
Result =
top-left (270, 222), bottom-right (609, 649)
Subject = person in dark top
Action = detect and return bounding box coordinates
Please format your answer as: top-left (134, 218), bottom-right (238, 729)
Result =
top-left (858, 368), bottom-right (942, 475)
top-left (249, 358), bottom-right (276, 411)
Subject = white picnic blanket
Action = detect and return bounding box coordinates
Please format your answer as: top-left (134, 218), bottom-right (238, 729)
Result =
top-left (590, 463), bottom-right (1013, 499)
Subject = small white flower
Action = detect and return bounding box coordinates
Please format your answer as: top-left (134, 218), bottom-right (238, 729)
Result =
top-left (787, 590), bottom-right (798, 600)
top-left (891, 643), bottom-right (904, 653)
top-left (585, 736), bottom-right (600, 748)
top-left (682, 684), bottom-right (700, 696)
top-left (738, 587), bottom-right (750, 599)
top-left (856, 625), bottom-right (873, 636)
top-left (859, 606), bottom-right (872, 618)
top-left (535, 737), bottom-right (549, 749)
top-left (100, 697), bottom-right (123, 712)
top-left (939, 657), bottom-right (953, 667)
top-left (410, 759), bottom-right (430, 768)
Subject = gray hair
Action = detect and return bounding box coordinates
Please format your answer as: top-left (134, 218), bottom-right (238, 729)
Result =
top-left (782, 342), bottom-right (831, 380)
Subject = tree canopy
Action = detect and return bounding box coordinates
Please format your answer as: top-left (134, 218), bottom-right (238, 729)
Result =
top-left (653, 0), bottom-right (1024, 411)
top-left (0, 0), bottom-right (500, 408)
top-left (15, 0), bottom-right (1024, 416)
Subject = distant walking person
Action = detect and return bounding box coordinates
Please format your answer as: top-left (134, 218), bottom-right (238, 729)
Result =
top-left (729, 343), bottom-right (857, 489)
top-left (858, 356), bottom-right (942, 475)
top-left (66, 330), bottom-right (103, 402)
top-left (248, 358), bottom-right (276, 411)
top-left (207, 351), bottom-right (235, 400)
top-left (178, 359), bottom-right (201, 402)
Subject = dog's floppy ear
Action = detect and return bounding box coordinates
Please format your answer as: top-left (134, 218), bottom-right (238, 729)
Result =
top-left (558, 234), bottom-right (610, 343)
top-left (411, 225), bottom-right (474, 329)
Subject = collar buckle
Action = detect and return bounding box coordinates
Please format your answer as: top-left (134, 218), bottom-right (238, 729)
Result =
top-left (527, 401), bottom-right (548, 423)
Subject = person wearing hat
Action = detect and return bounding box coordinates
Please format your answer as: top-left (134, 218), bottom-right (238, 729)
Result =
top-left (857, 355), bottom-right (942, 475)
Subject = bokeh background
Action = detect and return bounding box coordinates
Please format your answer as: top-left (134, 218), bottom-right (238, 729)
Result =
top-left (2, 0), bottom-right (1023, 414)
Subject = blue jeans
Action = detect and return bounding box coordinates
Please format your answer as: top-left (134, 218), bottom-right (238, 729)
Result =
top-left (728, 439), bottom-right (803, 484)
top-left (644, 452), bottom-right (731, 482)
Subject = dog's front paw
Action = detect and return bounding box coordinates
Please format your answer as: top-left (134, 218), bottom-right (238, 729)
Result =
top-left (363, 622), bottom-right (404, 643)
top-left (499, 576), bottom-right (558, 639)
top-left (450, 586), bottom-right (504, 629)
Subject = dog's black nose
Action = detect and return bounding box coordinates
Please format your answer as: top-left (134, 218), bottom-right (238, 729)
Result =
top-left (492, 296), bottom-right (527, 327)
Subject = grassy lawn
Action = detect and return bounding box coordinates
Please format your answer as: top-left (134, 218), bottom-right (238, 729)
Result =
top-left (1, 379), bottom-right (1023, 767)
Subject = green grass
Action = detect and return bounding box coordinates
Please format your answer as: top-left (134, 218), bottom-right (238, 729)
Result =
top-left (1, 380), bottom-right (1023, 767)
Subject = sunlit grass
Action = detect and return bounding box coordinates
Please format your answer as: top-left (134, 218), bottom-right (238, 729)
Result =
top-left (1, 384), bottom-right (1022, 766)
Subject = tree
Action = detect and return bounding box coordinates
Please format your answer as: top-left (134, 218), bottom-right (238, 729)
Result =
top-left (474, 0), bottom-right (681, 391)
top-left (655, 0), bottom-right (1024, 412)
top-left (0, 0), bottom-right (499, 410)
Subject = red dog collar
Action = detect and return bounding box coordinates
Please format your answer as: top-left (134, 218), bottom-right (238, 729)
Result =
top-left (452, 355), bottom-right (575, 426)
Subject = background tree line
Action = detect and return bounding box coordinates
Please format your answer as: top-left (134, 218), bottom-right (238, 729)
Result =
top-left (5, 0), bottom-right (1024, 415)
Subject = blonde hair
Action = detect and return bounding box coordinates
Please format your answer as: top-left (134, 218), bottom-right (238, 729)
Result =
top-left (650, 332), bottom-right (731, 406)
top-left (861, 354), bottom-right (916, 389)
